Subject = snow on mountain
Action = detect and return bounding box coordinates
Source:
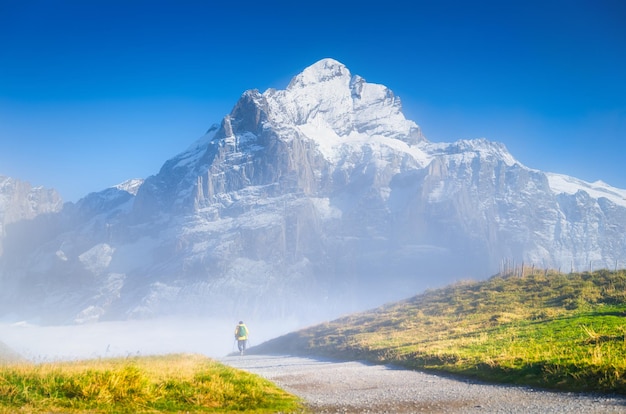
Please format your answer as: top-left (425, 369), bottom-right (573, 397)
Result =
top-left (547, 173), bottom-right (626, 208)
top-left (1, 58), bottom-right (625, 327)
top-left (265, 58), bottom-right (424, 146)
top-left (114, 178), bottom-right (144, 196)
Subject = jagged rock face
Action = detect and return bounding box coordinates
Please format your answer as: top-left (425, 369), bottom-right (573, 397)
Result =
top-left (1, 58), bottom-right (625, 325)
top-left (0, 176), bottom-right (63, 256)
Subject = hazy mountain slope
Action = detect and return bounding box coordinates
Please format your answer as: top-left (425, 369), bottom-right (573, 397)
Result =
top-left (0, 340), bottom-right (22, 364)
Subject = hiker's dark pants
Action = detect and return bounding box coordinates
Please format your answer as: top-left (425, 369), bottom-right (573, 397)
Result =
top-left (238, 339), bottom-right (247, 352)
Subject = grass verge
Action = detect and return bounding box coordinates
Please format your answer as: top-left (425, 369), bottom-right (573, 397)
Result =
top-left (0, 353), bottom-right (303, 413)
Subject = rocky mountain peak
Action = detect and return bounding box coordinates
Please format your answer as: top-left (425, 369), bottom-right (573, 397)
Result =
top-left (114, 179), bottom-right (144, 196)
top-left (286, 58), bottom-right (350, 89)
top-left (265, 59), bottom-right (425, 145)
top-left (0, 176), bottom-right (63, 256)
top-left (226, 89), bottom-right (268, 136)
top-left (0, 176), bottom-right (63, 224)
top-left (2, 59), bottom-right (625, 326)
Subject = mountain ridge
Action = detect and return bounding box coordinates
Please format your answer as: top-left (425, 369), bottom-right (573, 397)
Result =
top-left (0, 58), bottom-right (625, 325)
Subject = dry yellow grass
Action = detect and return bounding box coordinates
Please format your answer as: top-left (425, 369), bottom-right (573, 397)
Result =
top-left (0, 353), bottom-right (303, 413)
top-left (252, 269), bottom-right (626, 393)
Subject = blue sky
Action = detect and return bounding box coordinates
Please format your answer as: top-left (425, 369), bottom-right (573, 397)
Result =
top-left (1, 0), bottom-right (624, 202)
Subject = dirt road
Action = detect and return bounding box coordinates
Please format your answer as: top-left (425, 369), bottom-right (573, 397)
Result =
top-left (221, 354), bottom-right (626, 413)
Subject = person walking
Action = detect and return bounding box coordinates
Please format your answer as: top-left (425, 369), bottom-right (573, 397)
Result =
top-left (234, 321), bottom-right (249, 355)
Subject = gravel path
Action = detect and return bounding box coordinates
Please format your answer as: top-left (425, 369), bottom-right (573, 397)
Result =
top-left (220, 354), bottom-right (626, 413)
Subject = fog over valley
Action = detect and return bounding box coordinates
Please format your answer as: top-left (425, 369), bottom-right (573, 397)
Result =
top-left (0, 316), bottom-right (303, 361)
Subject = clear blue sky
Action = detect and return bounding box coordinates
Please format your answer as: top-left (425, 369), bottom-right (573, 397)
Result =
top-left (1, 0), bottom-right (624, 202)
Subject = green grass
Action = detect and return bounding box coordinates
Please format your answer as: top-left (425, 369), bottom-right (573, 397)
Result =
top-left (252, 269), bottom-right (626, 394)
top-left (0, 353), bottom-right (304, 413)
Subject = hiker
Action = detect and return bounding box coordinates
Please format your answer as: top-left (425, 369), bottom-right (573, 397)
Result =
top-left (234, 320), bottom-right (249, 355)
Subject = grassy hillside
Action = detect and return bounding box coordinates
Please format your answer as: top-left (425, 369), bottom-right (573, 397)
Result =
top-left (0, 353), bottom-right (303, 413)
top-left (252, 269), bottom-right (626, 394)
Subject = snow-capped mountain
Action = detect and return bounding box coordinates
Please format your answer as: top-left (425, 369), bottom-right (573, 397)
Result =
top-left (1, 58), bottom-right (625, 325)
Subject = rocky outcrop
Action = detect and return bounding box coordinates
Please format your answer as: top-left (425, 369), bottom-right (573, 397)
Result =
top-left (0, 176), bottom-right (63, 256)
